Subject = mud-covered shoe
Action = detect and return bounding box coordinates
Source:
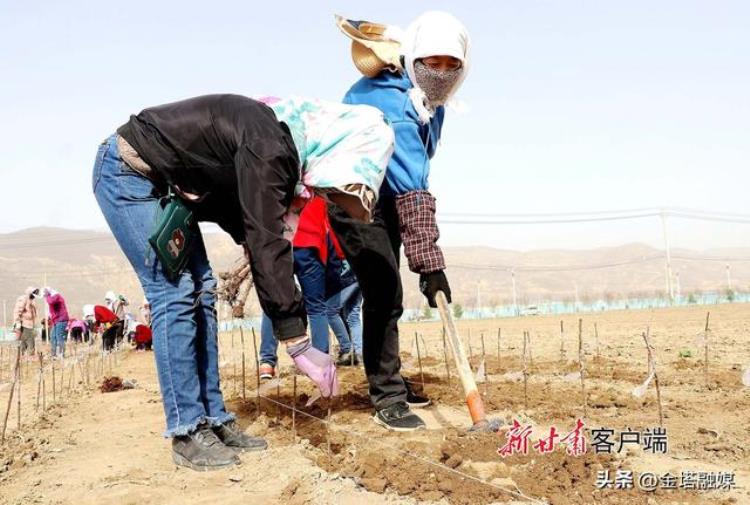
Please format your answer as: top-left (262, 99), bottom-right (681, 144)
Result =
top-left (405, 380), bottom-right (431, 408)
top-left (373, 402), bottom-right (426, 432)
top-left (335, 351), bottom-right (358, 366)
top-left (213, 420), bottom-right (268, 453)
top-left (172, 424), bottom-right (240, 471)
top-left (259, 363), bottom-right (275, 380)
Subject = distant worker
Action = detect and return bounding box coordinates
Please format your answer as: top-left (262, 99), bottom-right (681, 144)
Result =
top-left (140, 299), bottom-right (152, 326)
top-left (13, 287), bottom-right (39, 355)
top-left (43, 287), bottom-right (69, 358)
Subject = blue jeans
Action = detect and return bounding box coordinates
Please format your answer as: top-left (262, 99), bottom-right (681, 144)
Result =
top-left (92, 134), bottom-right (233, 437)
top-left (258, 314), bottom-right (278, 367)
top-left (327, 283), bottom-right (363, 354)
top-left (51, 321), bottom-right (67, 358)
top-left (294, 247), bottom-right (330, 353)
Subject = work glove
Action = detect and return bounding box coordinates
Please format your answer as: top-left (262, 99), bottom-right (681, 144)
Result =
top-left (286, 338), bottom-right (339, 398)
top-left (419, 270), bottom-right (452, 308)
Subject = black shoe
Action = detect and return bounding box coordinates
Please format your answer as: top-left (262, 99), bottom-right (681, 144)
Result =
top-left (336, 351), bottom-right (357, 366)
top-left (405, 380), bottom-right (431, 408)
top-left (172, 424), bottom-right (240, 471)
top-left (213, 420), bottom-right (268, 453)
top-left (373, 402), bottom-right (426, 432)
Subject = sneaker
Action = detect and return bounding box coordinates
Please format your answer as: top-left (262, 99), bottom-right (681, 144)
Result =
top-left (335, 351), bottom-right (357, 366)
top-left (172, 423), bottom-right (240, 471)
top-left (259, 363), bottom-right (275, 380)
top-left (213, 420), bottom-right (268, 453)
top-left (373, 402), bottom-right (426, 432)
top-left (405, 380), bottom-right (431, 408)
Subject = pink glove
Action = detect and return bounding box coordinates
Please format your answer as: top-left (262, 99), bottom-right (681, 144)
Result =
top-left (286, 339), bottom-right (339, 398)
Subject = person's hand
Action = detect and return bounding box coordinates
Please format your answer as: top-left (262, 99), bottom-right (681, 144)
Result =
top-left (13, 322), bottom-right (22, 339)
top-left (286, 338), bottom-right (339, 398)
top-left (419, 270), bottom-right (452, 308)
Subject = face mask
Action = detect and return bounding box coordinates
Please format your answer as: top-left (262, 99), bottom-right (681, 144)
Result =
top-left (413, 60), bottom-right (463, 107)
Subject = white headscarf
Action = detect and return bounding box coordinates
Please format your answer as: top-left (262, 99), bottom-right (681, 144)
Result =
top-left (401, 11), bottom-right (471, 123)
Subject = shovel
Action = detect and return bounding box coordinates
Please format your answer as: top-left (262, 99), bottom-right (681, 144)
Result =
top-left (435, 291), bottom-right (502, 432)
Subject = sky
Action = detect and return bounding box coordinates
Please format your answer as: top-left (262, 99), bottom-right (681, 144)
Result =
top-left (1, 0), bottom-right (749, 251)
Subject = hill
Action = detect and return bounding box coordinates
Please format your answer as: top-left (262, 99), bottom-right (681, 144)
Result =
top-left (1, 227), bottom-right (747, 320)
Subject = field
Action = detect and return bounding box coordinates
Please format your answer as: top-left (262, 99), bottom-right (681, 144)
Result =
top-left (0, 303), bottom-right (748, 505)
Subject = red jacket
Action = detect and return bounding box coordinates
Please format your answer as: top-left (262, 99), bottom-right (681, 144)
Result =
top-left (292, 197), bottom-right (344, 264)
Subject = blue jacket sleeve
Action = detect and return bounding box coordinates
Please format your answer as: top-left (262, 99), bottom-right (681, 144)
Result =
top-left (386, 119), bottom-right (430, 195)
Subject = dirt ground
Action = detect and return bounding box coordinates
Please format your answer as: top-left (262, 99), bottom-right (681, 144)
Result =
top-left (1, 303), bottom-right (748, 504)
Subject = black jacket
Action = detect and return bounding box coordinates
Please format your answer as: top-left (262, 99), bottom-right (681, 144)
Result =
top-left (118, 94), bottom-right (306, 339)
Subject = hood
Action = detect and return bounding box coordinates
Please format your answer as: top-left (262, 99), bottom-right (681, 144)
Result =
top-left (401, 11), bottom-right (471, 123)
top-left (104, 290), bottom-right (116, 302)
top-left (42, 286), bottom-right (58, 297)
top-left (24, 286), bottom-right (39, 297)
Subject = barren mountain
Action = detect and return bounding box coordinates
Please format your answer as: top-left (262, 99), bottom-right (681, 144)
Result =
top-left (1, 227), bottom-right (747, 320)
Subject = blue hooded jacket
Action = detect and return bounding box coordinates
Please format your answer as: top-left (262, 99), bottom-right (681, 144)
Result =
top-left (343, 71), bottom-right (445, 197)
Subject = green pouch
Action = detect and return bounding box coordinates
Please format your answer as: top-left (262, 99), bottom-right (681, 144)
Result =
top-left (148, 192), bottom-right (196, 281)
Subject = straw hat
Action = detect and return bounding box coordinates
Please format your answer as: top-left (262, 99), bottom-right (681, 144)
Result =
top-left (335, 15), bottom-right (403, 77)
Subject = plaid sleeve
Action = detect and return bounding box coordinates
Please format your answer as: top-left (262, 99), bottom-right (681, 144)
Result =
top-left (395, 190), bottom-right (446, 273)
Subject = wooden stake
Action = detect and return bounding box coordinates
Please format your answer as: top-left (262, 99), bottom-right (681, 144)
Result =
top-left (1, 347), bottom-right (20, 444)
top-left (496, 328), bottom-right (501, 361)
top-left (16, 348), bottom-right (22, 430)
top-left (51, 359), bottom-right (56, 404)
top-left (415, 332), bottom-right (425, 392)
top-left (41, 356), bottom-right (46, 412)
top-left (642, 328), bottom-right (664, 426)
top-left (250, 328), bottom-right (259, 415)
top-left (36, 353), bottom-right (42, 411)
top-left (594, 323), bottom-right (600, 360)
top-left (419, 334), bottom-right (429, 359)
top-left (704, 311), bottom-right (710, 388)
top-left (560, 320), bottom-right (565, 362)
top-left (528, 332), bottom-right (534, 368)
top-left (276, 366), bottom-right (281, 424)
top-left (578, 319), bottom-right (587, 419)
top-left (241, 327), bottom-right (247, 401)
top-left (292, 372), bottom-right (297, 442)
top-left (481, 332), bottom-right (486, 364)
top-left (231, 326), bottom-right (237, 395)
top-left (68, 357), bottom-right (74, 394)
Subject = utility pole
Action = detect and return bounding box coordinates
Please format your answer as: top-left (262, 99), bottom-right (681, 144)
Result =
top-left (660, 210), bottom-right (674, 304)
top-left (510, 268), bottom-right (518, 316)
top-left (2, 299), bottom-right (6, 339)
top-left (574, 282), bottom-right (580, 311)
